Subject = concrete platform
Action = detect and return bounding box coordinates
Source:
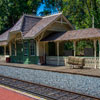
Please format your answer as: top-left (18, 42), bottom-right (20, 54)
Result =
top-left (0, 62), bottom-right (100, 78)
top-left (0, 85), bottom-right (44, 100)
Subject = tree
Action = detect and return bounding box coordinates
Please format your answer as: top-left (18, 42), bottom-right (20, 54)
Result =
top-left (43, 0), bottom-right (100, 29)
top-left (63, 0), bottom-right (100, 29)
top-left (0, 0), bottom-right (41, 34)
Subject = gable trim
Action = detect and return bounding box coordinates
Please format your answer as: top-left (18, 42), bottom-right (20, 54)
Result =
top-left (24, 14), bottom-right (62, 39)
top-left (62, 15), bottom-right (74, 29)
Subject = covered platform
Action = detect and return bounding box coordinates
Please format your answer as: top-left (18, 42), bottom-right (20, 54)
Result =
top-left (40, 28), bottom-right (100, 69)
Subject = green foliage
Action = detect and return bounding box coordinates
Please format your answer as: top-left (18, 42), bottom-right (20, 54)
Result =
top-left (44, 0), bottom-right (63, 12)
top-left (64, 41), bottom-right (73, 50)
top-left (43, 0), bottom-right (100, 29)
top-left (63, 0), bottom-right (100, 29)
top-left (76, 40), bottom-right (93, 56)
top-left (0, 0), bottom-right (41, 34)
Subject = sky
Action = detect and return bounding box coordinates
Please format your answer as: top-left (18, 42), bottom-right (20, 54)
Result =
top-left (37, 3), bottom-right (58, 16)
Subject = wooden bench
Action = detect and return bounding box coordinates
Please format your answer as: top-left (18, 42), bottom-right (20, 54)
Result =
top-left (68, 56), bottom-right (85, 69)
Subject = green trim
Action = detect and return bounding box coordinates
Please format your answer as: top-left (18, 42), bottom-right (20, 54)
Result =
top-left (10, 39), bottom-right (39, 64)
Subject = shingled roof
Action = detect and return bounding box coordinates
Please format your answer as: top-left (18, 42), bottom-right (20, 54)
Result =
top-left (24, 13), bottom-right (62, 38)
top-left (0, 13), bottom-right (64, 44)
top-left (41, 28), bottom-right (100, 41)
top-left (0, 28), bottom-right (11, 46)
top-left (0, 14), bottom-right (42, 44)
top-left (10, 15), bottom-right (42, 36)
top-left (0, 28), bottom-right (11, 42)
top-left (58, 28), bottom-right (100, 41)
top-left (1, 13), bottom-right (100, 46)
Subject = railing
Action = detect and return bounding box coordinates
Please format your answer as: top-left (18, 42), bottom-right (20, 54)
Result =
top-left (46, 56), bottom-right (100, 68)
top-left (46, 56), bottom-right (66, 66)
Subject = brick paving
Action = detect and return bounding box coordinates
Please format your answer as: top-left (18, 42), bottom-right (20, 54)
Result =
top-left (0, 86), bottom-right (38, 100)
top-left (0, 62), bottom-right (100, 77)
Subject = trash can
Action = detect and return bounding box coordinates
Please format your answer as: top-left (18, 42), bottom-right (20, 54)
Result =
top-left (6, 57), bottom-right (10, 63)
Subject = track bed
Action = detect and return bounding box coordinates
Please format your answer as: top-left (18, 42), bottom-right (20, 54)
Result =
top-left (0, 76), bottom-right (99, 100)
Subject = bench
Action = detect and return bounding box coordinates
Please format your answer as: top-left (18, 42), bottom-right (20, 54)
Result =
top-left (68, 56), bottom-right (85, 69)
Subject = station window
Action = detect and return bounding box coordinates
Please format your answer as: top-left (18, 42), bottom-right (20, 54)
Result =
top-left (0, 47), bottom-right (4, 55)
top-left (11, 43), bottom-right (15, 56)
top-left (24, 41), bottom-right (28, 56)
top-left (6, 46), bottom-right (9, 55)
top-left (30, 40), bottom-right (35, 56)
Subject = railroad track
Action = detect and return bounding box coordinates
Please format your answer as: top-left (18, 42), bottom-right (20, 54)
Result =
top-left (0, 75), bottom-right (99, 100)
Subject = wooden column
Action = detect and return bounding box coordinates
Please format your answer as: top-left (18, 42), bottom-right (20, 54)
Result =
top-left (57, 42), bottom-right (59, 66)
top-left (4, 46), bottom-right (6, 55)
top-left (94, 40), bottom-right (97, 69)
top-left (9, 43), bottom-right (11, 56)
top-left (73, 41), bottom-right (76, 56)
top-left (36, 41), bottom-right (39, 56)
top-left (45, 42), bottom-right (48, 56)
top-left (99, 40), bottom-right (100, 69)
top-left (44, 42), bottom-right (45, 56)
top-left (15, 40), bottom-right (17, 56)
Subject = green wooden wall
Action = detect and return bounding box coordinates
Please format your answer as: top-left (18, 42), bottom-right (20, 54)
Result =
top-left (10, 39), bottom-right (39, 64)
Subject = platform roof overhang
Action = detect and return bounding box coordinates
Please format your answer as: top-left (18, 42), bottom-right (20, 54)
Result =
top-left (41, 28), bottom-right (100, 42)
top-left (0, 41), bottom-right (8, 46)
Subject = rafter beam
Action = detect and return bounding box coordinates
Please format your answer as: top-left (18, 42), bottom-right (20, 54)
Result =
top-left (55, 21), bottom-right (68, 24)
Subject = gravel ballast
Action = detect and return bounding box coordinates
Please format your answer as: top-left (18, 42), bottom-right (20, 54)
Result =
top-left (0, 65), bottom-right (100, 98)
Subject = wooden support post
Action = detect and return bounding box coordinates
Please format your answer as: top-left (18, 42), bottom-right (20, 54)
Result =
top-left (45, 42), bottom-right (48, 56)
top-left (9, 43), bottom-right (12, 56)
top-left (99, 40), bottom-right (100, 69)
top-left (4, 46), bottom-right (6, 55)
top-left (36, 41), bottom-right (39, 56)
top-left (15, 40), bottom-right (16, 56)
top-left (73, 41), bottom-right (76, 56)
top-left (44, 42), bottom-right (45, 56)
top-left (57, 42), bottom-right (59, 66)
top-left (36, 40), bottom-right (41, 65)
top-left (94, 40), bottom-right (97, 69)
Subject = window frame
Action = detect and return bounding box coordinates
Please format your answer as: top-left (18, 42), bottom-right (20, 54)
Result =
top-left (30, 40), bottom-right (35, 56)
top-left (11, 43), bottom-right (15, 56)
top-left (23, 41), bottom-right (28, 56)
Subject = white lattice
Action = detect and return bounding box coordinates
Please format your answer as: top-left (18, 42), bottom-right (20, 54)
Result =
top-left (46, 56), bottom-right (100, 69)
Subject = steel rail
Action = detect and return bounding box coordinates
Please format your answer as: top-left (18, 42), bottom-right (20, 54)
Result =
top-left (0, 75), bottom-right (99, 100)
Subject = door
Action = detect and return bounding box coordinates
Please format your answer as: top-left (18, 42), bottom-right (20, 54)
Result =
top-left (16, 41), bottom-right (23, 63)
top-left (48, 42), bottom-right (56, 56)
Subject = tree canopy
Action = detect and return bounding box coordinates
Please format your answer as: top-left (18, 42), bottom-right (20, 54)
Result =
top-left (0, 0), bottom-right (41, 34)
top-left (43, 0), bottom-right (100, 29)
top-left (1, 0), bottom-right (100, 34)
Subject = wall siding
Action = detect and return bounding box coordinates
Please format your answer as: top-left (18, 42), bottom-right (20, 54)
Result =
top-left (10, 39), bottom-right (39, 64)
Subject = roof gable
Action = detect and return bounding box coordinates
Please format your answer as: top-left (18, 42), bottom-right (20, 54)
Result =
top-left (24, 13), bottom-right (63, 38)
top-left (10, 15), bottom-right (42, 35)
top-left (0, 13), bottom-right (74, 43)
